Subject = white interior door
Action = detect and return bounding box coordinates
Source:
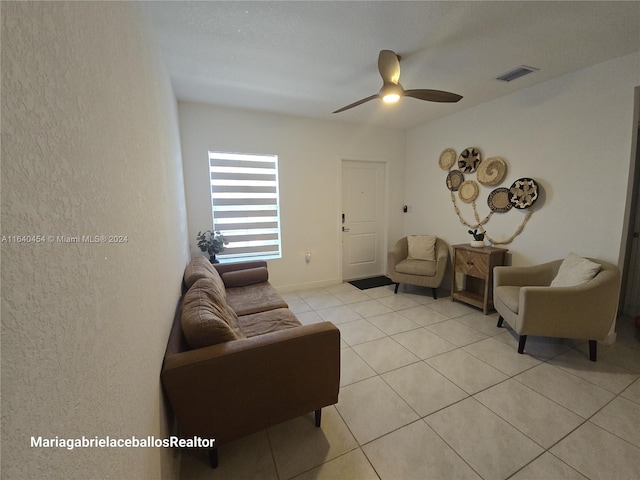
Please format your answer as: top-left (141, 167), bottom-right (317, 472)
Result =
top-left (342, 160), bottom-right (386, 280)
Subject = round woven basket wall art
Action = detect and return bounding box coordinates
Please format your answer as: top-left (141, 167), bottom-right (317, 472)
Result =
top-left (458, 180), bottom-right (479, 203)
top-left (446, 170), bottom-right (465, 191)
top-left (477, 157), bottom-right (507, 186)
top-left (509, 178), bottom-right (539, 209)
top-left (458, 147), bottom-right (482, 173)
top-left (439, 148), bottom-right (457, 171)
top-left (487, 187), bottom-right (513, 212)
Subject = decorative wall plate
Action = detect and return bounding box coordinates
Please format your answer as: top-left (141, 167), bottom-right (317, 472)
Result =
top-left (446, 170), bottom-right (465, 191)
top-left (439, 148), bottom-right (457, 171)
top-left (459, 180), bottom-right (479, 203)
top-left (488, 187), bottom-right (513, 212)
top-left (477, 157), bottom-right (507, 186)
top-left (458, 147), bottom-right (482, 173)
top-left (509, 178), bottom-right (539, 209)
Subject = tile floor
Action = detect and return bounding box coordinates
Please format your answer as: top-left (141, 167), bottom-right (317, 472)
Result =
top-left (179, 283), bottom-right (640, 480)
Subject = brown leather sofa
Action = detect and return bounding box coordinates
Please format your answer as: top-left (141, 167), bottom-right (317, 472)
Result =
top-left (161, 257), bottom-right (341, 467)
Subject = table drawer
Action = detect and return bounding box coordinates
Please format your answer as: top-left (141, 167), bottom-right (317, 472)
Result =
top-left (456, 250), bottom-right (488, 278)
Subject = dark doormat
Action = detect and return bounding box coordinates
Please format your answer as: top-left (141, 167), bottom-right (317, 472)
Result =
top-left (349, 276), bottom-right (395, 290)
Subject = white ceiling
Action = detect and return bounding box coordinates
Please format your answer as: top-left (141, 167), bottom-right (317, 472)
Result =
top-left (144, 1), bottom-right (640, 130)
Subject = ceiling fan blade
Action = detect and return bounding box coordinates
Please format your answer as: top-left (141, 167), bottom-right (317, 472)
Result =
top-left (404, 89), bottom-right (463, 103)
top-left (378, 50), bottom-right (401, 84)
top-left (333, 94), bottom-right (379, 113)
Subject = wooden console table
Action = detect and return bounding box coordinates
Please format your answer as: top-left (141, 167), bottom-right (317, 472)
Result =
top-left (451, 244), bottom-right (508, 314)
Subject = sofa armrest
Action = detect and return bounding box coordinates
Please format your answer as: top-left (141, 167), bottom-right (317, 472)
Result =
top-left (494, 260), bottom-right (560, 288)
top-left (161, 322), bottom-right (340, 444)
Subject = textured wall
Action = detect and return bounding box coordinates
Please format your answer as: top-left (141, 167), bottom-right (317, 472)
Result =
top-left (1, 2), bottom-right (188, 478)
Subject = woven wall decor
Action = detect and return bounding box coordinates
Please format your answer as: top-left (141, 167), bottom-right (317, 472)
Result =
top-left (458, 147), bottom-right (482, 173)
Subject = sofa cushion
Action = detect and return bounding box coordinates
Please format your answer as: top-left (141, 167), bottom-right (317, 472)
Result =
top-left (407, 235), bottom-right (437, 261)
top-left (226, 282), bottom-right (289, 316)
top-left (184, 256), bottom-right (226, 296)
top-left (181, 278), bottom-right (244, 349)
top-left (237, 308), bottom-right (302, 338)
top-left (550, 253), bottom-right (601, 287)
top-left (222, 266), bottom-right (269, 288)
top-left (395, 258), bottom-right (437, 277)
top-left (495, 286), bottom-right (521, 314)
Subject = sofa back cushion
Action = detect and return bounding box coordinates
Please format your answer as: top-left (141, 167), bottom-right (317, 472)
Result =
top-left (221, 266), bottom-right (269, 288)
top-left (184, 256), bottom-right (226, 297)
top-left (181, 278), bottom-right (245, 349)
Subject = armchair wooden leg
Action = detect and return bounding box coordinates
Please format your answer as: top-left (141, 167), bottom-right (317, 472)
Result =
top-left (589, 340), bottom-right (597, 362)
top-left (209, 448), bottom-right (218, 469)
top-left (394, 283), bottom-right (400, 294)
top-left (518, 335), bottom-right (527, 354)
top-left (315, 409), bottom-right (322, 427)
top-left (431, 287), bottom-right (438, 299)
top-left (497, 316), bottom-right (504, 328)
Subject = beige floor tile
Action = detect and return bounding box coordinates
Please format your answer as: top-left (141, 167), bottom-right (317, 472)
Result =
top-left (392, 328), bottom-right (457, 359)
top-left (427, 299), bottom-right (477, 318)
top-left (348, 299), bottom-right (393, 318)
top-left (621, 377), bottom-right (640, 403)
top-left (397, 305), bottom-right (450, 326)
top-left (474, 379), bottom-right (584, 448)
top-left (340, 347), bottom-right (377, 387)
top-left (338, 319), bottom-right (386, 346)
top-left (297, 288), bottom-right (332, 299)
top-left (514, 363), bottom-right (615, 418)
top-left (336, 376), bottom-right (419, 444)
top-left (268, 407), bottom-right (358, 480)
top-left (179, 430), bottom-right (277, 480)
top-left (315, 304), bottom-right (362, 324)
top-left (590, 396), bottom-right (640, 447)
top-left (510, 452), bottom-right (587, 480)
top-left (426, 319), bottom-right (488, 347)
top-left (597, 342), bottom-right (640, 373)
top-left (324, 283), bottom-right (359, 294)
top-left (493, 329), bottom-right (574, 360)
top-left (376, 294), bottom-right (420, 311)
top-left (363, 420), bottom-right (481, 480)
top-left (366, 311), bottom-right (421, 335)
top-left (292, 448), bottom-right (378, 480)
top-left (426, 349), bottom-right (508, 394)
top-left (548, 349), bottom-right (639, 394)
top-left (305, 294), bottom-right (343, 310)
top-left (425, 397), bottom-right (543, 479)
top-left (287, 298), bottom-right (313, 314)
top-left (463, 337), bottom-right (542, 376)
top-left (352, 337), bottom-right (419, 374)
top-left (332, 290), bottom-right (371, 305)
top-left (382, 362), bottom-right (468, 416)
top-left (455, 311), bottom-right (503, 337)
top-left (296, 310), bottom-right (324, 325)
top-left (398, 290), bottom-right (439, 305)
top-left (551, 422), bottom-right (640, 480)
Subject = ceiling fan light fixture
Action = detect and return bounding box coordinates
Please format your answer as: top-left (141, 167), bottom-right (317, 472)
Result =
top-left (380, 83), bottom-right (403, 104)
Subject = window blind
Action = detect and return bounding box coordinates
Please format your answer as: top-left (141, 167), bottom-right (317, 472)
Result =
top-left (209, 151), bottom-right (282, 260)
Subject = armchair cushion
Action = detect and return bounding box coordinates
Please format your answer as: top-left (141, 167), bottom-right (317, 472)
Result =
top-left (407, 235), bottom-right (437, 261)
top-left (181, 278), bottom-right (245, 349)
top-left (550, 253), bottom-right (601, 287)
top-left (396, 259), bottom-right (438, 277)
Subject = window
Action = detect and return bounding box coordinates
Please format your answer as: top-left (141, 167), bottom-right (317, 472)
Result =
top-left (209, 151), bottom-right (282, 261)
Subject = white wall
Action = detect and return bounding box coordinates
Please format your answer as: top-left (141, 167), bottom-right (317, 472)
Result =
top-left (1, 3), bottom-right (188, 479)
top-left (179, 103), bottom-right (405, 290)
top-left (405, 53), bottom-right (640, 267)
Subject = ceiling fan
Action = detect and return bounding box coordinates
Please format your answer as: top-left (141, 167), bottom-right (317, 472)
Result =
top-left (333, 50), bottom-right (462, 113)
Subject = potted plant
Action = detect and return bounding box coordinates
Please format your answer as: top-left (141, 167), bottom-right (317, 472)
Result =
top-left (196, 230), bottom-right (228, 263)
top-left (468, 229), bottom-right (486, 248)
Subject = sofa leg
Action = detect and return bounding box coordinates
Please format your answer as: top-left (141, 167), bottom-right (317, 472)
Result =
top-left (497, 316), bottom-right (504, 328)
top-left (394, 283), bottom-right (399, 294)
top-left (208, 448), bottom-right (218, 469)
top-left (518, 335), bottom-right (527, 354)
top-left (315, 409), bottom-right (322, 428)
top-left (589, 340), bottom-right (597, 362)
top-left (431, 287), bottom-right (438, 300)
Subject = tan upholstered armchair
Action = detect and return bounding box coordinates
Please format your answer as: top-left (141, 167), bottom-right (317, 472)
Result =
top-left (493, 257), bottom-right (620, 361)
top-left (388, 236), bottom-right (449, 299)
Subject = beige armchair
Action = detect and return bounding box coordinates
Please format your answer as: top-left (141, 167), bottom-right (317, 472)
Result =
top-left (388, 236), bottom-right (449, 299)
top-left (493, 258), bottom-right (620, 361)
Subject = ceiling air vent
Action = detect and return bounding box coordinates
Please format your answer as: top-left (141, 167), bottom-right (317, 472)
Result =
top-left (496, 65), bottom-right (539, 82)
